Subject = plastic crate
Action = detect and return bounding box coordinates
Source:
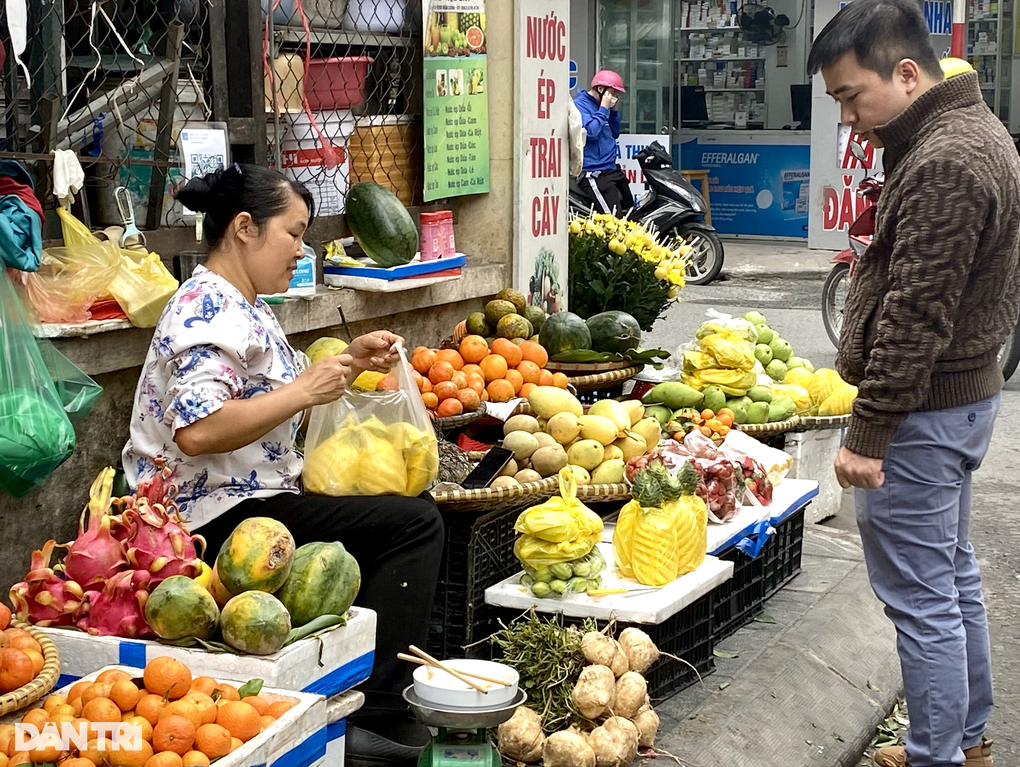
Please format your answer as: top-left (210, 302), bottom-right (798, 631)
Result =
top-left (762, 506), bottom-right (806, 600)
top-left (712, 545), bottom-right (765, 641)
top-left (305, 56), bottom-right (373, 110)
top-left (428, 502), bottom-right (531, 659)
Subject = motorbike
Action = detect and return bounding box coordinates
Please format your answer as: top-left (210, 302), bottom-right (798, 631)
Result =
top-left (821, 141), bottom-right (1020, 381)
top-left (569, 141), bottom-right (725, 285)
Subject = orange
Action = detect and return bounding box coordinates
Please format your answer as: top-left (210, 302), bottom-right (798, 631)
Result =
top-left (519, 340), bottom-right (549, 368)
top-left (78, 738), bottom-right (112, 766)
top-left (0, 724), bottom-right (14, 756)
top-left (135, 695), bottom-right (167, 727)
top-left (704, 419), bottom-right (723, 433)
top-left (716, 412), bottom-right (733, 428)
top-left (0, 649), bottom-right (33, 694)
top-left (486, 379), bottom-right (515, 403)
top-left (193, 725), bottom-right (231, 760)
top-left (20, 708), bottom-right (48, 728)
top-left (716, 424), bottom-right (731, 437)
top-left (436, 398), bottom-right (464, 418)
top-left (215, 702), bottom-right (260, 743)
top-left (376, 374), bottom-right (398, 392)
top-left (188, 678), bottom-right (217, 697)
top-left (461, 364), bottom-right (484, 380)
top-left (80, 684), bottom-right (113, 706)
top-left (456, 388), bottom-right (481, 413)
top-left (538, 370), bottom-right (555, 387)
top-left (123, 715), bottom-right (153, 743)
top-left (107, 738), bottom-right (153, 767)
top-left (239, 697), bottom-right (269, 717)
top-left (144, 753), bottom-right (183, 767)
top-left (466, 373), bottom-right (486, 396)
top-left (143, 658), bottom-right (191, 701)
top-left (71, 699), bottom-right (84, 717)
top-left (504, 370), bottom-right (524, 394)
top-left (551, 372), bottom-right (570, 389)
top-left (0, 602), bottom-right (9, 631)
top-left (717, 407), bottom-right (735, 420)
top-left (459, 335), bottom-right (489, 364)
top-left (420, 377), bottom-right (433, 395)
top-left (428, 361), bottom-right (455, 385)
top-left (43, 695), bottom-right (67, 713)
top-left (82, 698), bottom-right (121, 726)
top-left (422, 392), bottom-right (439, 410)
top-left (481, 389), bottom-right (490, 402)
top-left (434, 349), bottom-right (465, 370)
top-left (50, 704), bottom-right (76, 719)
top-left (152, 716), bottom-right (195, 756)
top-left (59, 759), bottom-right (94, 767)
top-left (411, 347), bottom-right (437, 375)
top-left (21, 649), bottom-right (42, 676)
top-left (519, 382), bottom-right (537, 399)
top-left (0, 754), bottom-right (6, 767)
top-left (110, 681), bottom-right (142, 714)
top-left (259, 716), bottom-right (276, 732)
top-left (27, 740), bottom-right (61, 764)
top-left (265, 701), bottom-right (294, 720)
top-left (412, 370), bottom-right (424, 392)
top-left (700, 409), bottom-right (715, 421)
top-left (515, 360), bottom-right (542, 385)
top-left (0, 633), bottom-right (7, 650)
top-left (97, 670), bottom-right (132, 685)
top-left (450, 370), bottom-right (468, 390)
top-left (159, 702), bottom-right (201, 732)
top-left (181, 752), bottom-right (210, 766)
top-left (8, 635), bottom-right (41, 657)
top-left (210, 680), bottom-right (238, 699)
top-left (181, 694), bottom-right (216, 726)
top-left (68, 681), bottom-right (91, 703)
top-left (230, 738), bottom-right (243, 753)
top-left (8, 752), bottom-right (29, 767)
top-left (490, 338), bottom-right (523, 367)
top-left (432, 381), bottom-right (459, 402)
top-left (479, 355), bottom-right (508, 383)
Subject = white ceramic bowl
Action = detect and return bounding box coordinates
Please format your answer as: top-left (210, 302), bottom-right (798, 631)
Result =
top-left (411, 659), bottom-right (520, 709)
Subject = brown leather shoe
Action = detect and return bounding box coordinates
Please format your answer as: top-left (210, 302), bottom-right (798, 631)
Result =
top-left (964, 740), bottom-right (993, 766)
top-left (872, 746), bottom-right (907, 767)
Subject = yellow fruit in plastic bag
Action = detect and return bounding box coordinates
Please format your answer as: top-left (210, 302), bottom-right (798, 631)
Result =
top-left (683, 351), bottom-right (717, 372)
top-left (783, 367), bottom-right (812, 388)
top-left (770, 384), bottom-right (811, 415)
top-left (699, 332), bottom-right (756, 371)
top-left (807, 368), bottom-right (845, 407)
top-left (513, 532), bottom-right (601, 569)
top-left (695, 368), bottom-right (758, 389)
top-left (818, 383), bottom-right (858, 416)
top-left (515, 470), bottom-right (603, 543)
top-left (391, 422), bottom-right (440, 496)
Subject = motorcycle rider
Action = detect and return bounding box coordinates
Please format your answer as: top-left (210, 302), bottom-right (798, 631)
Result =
top-left (573, 70), bottom-right (635, 214)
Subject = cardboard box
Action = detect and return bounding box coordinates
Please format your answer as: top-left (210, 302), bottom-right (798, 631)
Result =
top-left (325, 690), bottom-right (365, 767)
top-left (40, 607), bottom-right (376, 697)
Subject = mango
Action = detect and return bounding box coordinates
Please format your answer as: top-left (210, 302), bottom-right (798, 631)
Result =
top-left (566, 465), bottom-right (591, 485)
top-left (644, 405), bottom-right (672, 428)
top-left (702, 385), bottom-right (726, 413)
top-left (587, 400), bottom-right (632, 433)
top-left (546, 412), bottom-right (582, 445)
top-left (745, 401), bottom-right (769, 424)
top-left (731, 405), bottom-right (748, 424)
top-left (306, 336), bottom-right (347, 364)
top-left (768, 403), bottom-right (790, 422)
top-left (503, 431), bottom-right (539, 461)
top-left (567, 440), bottom-right (605, 471)
top-left (529, 386), bottom-right (583, 419)
top-left (747, 385), bottom-right (773, 403)
top-left (591, 459), bottom-right (626, 485)
top-left (727, 396), bottom-right (752, 411)
top-left (579, 415), bottom-right (621, 446)
top-left (602, 444), bottom-right (625, 462)
top-left (530, 446), bottom-right (569, 477)
top-left (642, 382), bottom-right (704, 410)
top-left (620, 399), bottom-right (645, 426)
top-left (613, 432), bottom-right (648, 461)
top-left (631, 417), bottom-right (662, 453)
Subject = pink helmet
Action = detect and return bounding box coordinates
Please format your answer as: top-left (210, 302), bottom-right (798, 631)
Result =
top-left (591, 69), bottom-right (626, 93)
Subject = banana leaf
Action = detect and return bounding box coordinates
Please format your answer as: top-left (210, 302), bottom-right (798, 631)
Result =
top-left (549, 348), bottom-right (670, 367)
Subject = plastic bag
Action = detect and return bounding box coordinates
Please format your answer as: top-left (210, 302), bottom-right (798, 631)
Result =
top-left (303, 343), bottom-right (439, 496)
top-left (694, 309), bottom-right (759, 345)
top-left (513, 532), bottom-right (600, 569)
top-left (0, 267), bottom-right (75, 497)
top-left (19, 243), bottom-right (120, 323)
top-left (37, 341), bottom-right (103, 426)
top-left (108, 250), bottom-right (179, 328)
top-left (769, 383), bottom-right (810, 415)
top-left (699, 332), bottom-right (756, 371)
top-left (514, 469), bottom-right (603, 543)
top-left (567, 99), bottom-right (587, 178)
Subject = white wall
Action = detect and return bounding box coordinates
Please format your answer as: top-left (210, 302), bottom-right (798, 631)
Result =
top-left (764, 0), bottom-right (812, 129)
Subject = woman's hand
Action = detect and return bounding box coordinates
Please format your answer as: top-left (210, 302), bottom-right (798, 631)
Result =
top-left (346, 331), bottom-right (405, 373)
top-left (601, 87), bottom-right (617, 110)
top-left (297, 353), bottom-right (352, 406)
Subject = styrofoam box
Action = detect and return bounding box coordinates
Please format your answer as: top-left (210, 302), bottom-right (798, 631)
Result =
top-left (39, 607), bottom-right (376, 697)
top-left (785, 430), bottom-right (844, 524)
top-left (3, 666), bottom-right (328, 767)
top-left (325, 690), bottom-right (365, 767)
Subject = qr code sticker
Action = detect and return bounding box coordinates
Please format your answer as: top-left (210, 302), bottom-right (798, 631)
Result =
top-left (189, 153), bottom-right (224, 177)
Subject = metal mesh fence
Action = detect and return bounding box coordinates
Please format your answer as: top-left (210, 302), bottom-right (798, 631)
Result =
top-left (264, 0), bottom-right (424, 221)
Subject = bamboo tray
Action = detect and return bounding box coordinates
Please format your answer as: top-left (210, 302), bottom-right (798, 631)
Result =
top-left (0, 621), bottom-right (61, 716)
top-left (735, 416), bottom-right (801, 436)
top-left (431, 476), bottom-right (559, 513)
top-left (566, 365), bottom-right (644, 393)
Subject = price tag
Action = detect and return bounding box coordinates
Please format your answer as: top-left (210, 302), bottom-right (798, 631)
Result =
top-left (735, 111), bottom-right (748, 128)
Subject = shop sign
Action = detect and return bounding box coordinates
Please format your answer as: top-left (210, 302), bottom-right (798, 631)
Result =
top-left (422, 0), bottom-right (491, 201)
top-left (617, 134), bottom-right (667, 202)
top-left (514, 0), bottom-right (570, 313)
top-left (837, 0), bottom-right (951, 33)
top-left (819, 126), bottom-right (880, 234)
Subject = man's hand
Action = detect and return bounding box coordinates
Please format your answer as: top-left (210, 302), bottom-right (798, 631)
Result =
top-left (834, 446), bottom-right (885, 489)
top-left (346, 331), bottom-right (404, 373)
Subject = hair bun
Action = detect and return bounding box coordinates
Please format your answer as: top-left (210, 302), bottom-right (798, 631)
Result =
top-left (173, 172), bottom-right (220, 212)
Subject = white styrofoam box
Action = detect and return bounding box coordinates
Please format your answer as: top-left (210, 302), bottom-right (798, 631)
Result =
top-left (40, 607), bottom-right (376, 697)
top-left (2, 665), bottom-right (328, 767)
top-left (325, 690), bottom-right (365, 767)
top-left (785, 430), bottom-right (844, 524)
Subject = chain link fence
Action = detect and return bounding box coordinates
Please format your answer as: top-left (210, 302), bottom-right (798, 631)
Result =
top-left (0, 0), bottom-right (422, 234)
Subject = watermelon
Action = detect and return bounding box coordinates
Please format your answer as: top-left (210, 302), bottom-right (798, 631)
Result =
top-left (345, 182), bottom-right (419, 267)
top-left (540, 312), bottom-right (592, 356)
top-left (586, 311), bottom-right (642, 354)
top-left (277, 542), bottom-right (361, 627)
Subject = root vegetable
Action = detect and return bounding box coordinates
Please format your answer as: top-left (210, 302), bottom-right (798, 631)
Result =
top-left (496, 706), bottom-right (545, 763)
top-left (572, 664), bottom-right (616, 719)
top-left (632, 708), bottom-right (660, 748)
top-left (612, 671), bottom-right (647, 719)
top-left (543, 729), bottom-right (596, 767)
top-left (609, 645), bottom-right (630, 678)
top-left (588, 717), bottom-right (639, 767)
top-left (581, 631), bottom-right (619, 666)
top-left (618, 627), bottom-right (660, 674)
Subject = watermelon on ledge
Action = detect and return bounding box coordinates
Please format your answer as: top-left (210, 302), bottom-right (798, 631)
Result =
top-left (345, 182), bottom-right (420, 268)
top-left (540, 311), bottom-right (591, 357)
top-left (586, 311), bottom-right (642, 354)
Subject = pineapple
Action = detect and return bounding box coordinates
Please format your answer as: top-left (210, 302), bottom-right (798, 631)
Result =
top-left (459, 11), bottom-right (482, 31)
top-left (672, 461), bottom-right (708, 577)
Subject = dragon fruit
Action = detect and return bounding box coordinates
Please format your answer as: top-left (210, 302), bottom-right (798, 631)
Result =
top-left (75, 569), bottom-right (155, 639)
top-left (58, 468), bottom-right (129, 591)
top-left (118, 498), bottom-right (206, 587)
top-left (9, 540), bottom-right (85, 627)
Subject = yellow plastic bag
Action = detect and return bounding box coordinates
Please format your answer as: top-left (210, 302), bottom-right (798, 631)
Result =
top-left (513, 532), bottom-right (600, 569)
top-left (770, 383), bottom-right (811, 415)
top-left (107, 251), bottom-right (179, 328)
top-left (699, 332), bottom-right (755, 371)
top-left (514, 469), bottom-right (603, 543)
top-left (683, 350), bottom-right (717, 372)
top-left (690, 367), bottom-right (758, 389)
top-left (19, 244), bottom-right (120, 323)
top-left (57, 207), bottom-right (99, 247)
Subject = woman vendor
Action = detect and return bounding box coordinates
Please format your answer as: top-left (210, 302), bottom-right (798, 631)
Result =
top-left (122, 165), bottom-right (443, 767)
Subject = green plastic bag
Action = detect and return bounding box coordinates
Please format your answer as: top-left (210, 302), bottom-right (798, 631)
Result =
top-left (0, 268), bottom-right (75, 497)
top-left (37, 341), bottom-right (103, 426)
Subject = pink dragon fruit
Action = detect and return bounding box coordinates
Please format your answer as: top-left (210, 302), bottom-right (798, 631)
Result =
top-left (9, 540), bottom-right (85, 627)
top-left (75, 569), bottom-right (155, 639)
top-left (59, 468), bottom-right (130, 591)
top-left (117, 498), bottom-right (206, 587)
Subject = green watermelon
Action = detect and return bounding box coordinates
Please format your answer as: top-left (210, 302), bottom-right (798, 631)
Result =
top-left (277, 542), bottom-right (361, 627)
top-left (345, 182), bottom-right (419, 267)
top-left (586, 311), bottom-right (642, 354)
top-left (540, 312), bottom-right (591, 356)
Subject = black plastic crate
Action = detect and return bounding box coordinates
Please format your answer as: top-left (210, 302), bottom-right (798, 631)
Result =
top-left (427, 501), bottom-right (529, 659)
top-left (712, 544), bottom-right (765, 641)
top-left (762, 506), bottom-right (806, 600)
top-left (491, 592), bottom-right (716, 701)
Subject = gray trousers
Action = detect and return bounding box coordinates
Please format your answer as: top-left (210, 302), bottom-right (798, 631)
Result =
top-left (855, 395), bottom-right (999, 767)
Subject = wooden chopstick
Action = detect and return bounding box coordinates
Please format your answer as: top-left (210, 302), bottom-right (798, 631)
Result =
top-left (397, 653), bottom-right (510, 687)
top-left (407, 645), bottom-right (489, 694)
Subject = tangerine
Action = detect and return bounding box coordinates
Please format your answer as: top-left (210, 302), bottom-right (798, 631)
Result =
top-left (230, 738), bottom-right (243, 753)
top-left (436, 398), bottom-right (464, 418)
top-left (519, 382), bottom-right (537, 399)
top-left (96, 670), bottom-right (131, 685)
top-left (422, 392), bottom-right (439, 410)
top-left (181, 694), bottom-right (217, 726)
top-left (259, 716), bottom-right (276, 732)
top-left (159, 702), bottom-right (202, 732)
top-left (0, 649), bottom-right (33, 694)
top-left (123, 715), bottom-right (153, 743)
top-left (110, 680), bottom-right (142, 713)
top-left (8, 752), bottom-right (29, 767)
top-left (538, 370), bottom-right (555, 387)
top-left (144, 753), bottom-right (183, 767)
top-left (20, 708), bottom-right (48, 728)
top-left (82, 698), bottom-right (121, 726)
top-left (551, 372), bottom-right (570, 389)
top-left (80, 684), bottom-right (113, 706)
top-left (486, 379), bottom-right (515, 403)
top-left (0, 724), bottom-right (15, 756)
top-left (0, 754), bottom-right (6, 767)
top-left (434, 349), bottom-right (465, 370)
top-left (490, 338), bottom-right (523, 367)
top-left (43, 695), bottom-right (67, 713)
top-left (193, 725), bottom-right (231, 760)
top-left (215, 702), bottom-right (260, 743)
top-left (264, 701), bottom-right (294, 720)
top-left (428, 361), bottom-right (455, 385)
top-left (504, 370), bottom-right (524, 394)
top-left (239, 697), bottom-right (269, 716)
top-left (0, 634), bottom-right (7, 650)
top-left (188, 679), bottom-right (217, 697)
top-left (78, 738), bottom-right (111, 766)
top-left (68, 681), bottom-right (91, 703)
top-left (461, 364), bottom-right (484, 380)
top-left (432, 381), bottom-right (459, 402)
top-left (456, 388), bottom-right (481, 412)
top-left (420, 377), bottom-right (433, 394)
top-left (458, 335), bottom-right (489, 364)
top-left (7, 635), bottom-right (41, 657)
top-left (135, 695), bottom-right (168, 727)
top-left (215, 683), bottom-right (240, 702)
top-left (50, 704), bottom-right (76, 719)
top-left (143, 658), bottom-right (191, 701)
top-left (181, 752), bottom-right (210, 766)
top-left (59, 759), bottom-right (94, 767)
top-left (519, 341), bottom-right (549, 368)
top-left (107, 738), bottom-right (153, 767)
top-left (27, 741), bottom-right (61, 764)
top-left (411, 347), bottom-right (436, 375)
top-left (516, 360), bottom-right (542, 385)
top-left (152, 716), bottom-right (195, 756)
top-left (20, 650), bottom-right (41, 677)
top-left (479, 355), bottom-right (509, 383)
top-left (0, 602), bottom-right (9, 631)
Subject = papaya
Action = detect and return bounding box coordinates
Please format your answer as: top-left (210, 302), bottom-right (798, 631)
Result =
top-left (220, 591), bottom-right (292, 655)
top-left (145, 575), bottom-right (220, 641)
top-left (277, 542), bottom-right (362, 627)
top-left (216, 517), bottom-right (296, 595)
top-left (208, 563), bottom-right (236, 609)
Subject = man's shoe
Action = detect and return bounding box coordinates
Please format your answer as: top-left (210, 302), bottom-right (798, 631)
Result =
top-left (964, 740), bottom-right (993, 766)
top-left (345, 724), bottom-right (429, 767)
top-left (872, 746), bottom-right (907, 767)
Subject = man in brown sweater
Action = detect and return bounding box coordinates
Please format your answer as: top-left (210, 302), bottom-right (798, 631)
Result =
top-left (809, 1), bottom-right (1020, 766)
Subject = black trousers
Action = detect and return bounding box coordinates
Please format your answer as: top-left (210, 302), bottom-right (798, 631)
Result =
top-left (580, 167), bottom-right (635, 214)
top-left (193, 492), bottom-right (444, 722)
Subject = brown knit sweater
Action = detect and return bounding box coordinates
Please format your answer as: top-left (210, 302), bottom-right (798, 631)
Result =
top-left (838, 71), bottom-right (1020, 458)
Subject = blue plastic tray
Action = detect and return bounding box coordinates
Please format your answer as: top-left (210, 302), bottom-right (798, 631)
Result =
top-left (323, 254), bottom-right (466, 281)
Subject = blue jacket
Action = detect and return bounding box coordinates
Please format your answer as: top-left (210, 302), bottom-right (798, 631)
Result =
top-left (575, 90), bottom-right (622, 173)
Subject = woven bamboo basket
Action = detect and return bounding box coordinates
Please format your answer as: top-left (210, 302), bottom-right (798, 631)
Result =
top-left (545, 359), bottom-right (638, 374)
top-left (794, 414), bottom-right (851, 430)
top-left (565, 365), bottom-right (644, 393)
top-left (431, 476), bottom-right (559, 513)
top-left (735, 416), bottom-right (801, 436)
top-left (430, 403), bottom-right (487, 432)
top-left (575, 483), bottom-right (631, 502)
top-left (0, 621), bottom-right (61, 716)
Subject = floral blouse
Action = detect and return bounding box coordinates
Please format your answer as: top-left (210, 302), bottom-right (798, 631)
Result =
top-left (123, 266), bottom-right (305, 530)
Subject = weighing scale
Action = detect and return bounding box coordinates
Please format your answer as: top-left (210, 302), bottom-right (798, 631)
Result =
top-left (403, 685), bottom-right (527, 767)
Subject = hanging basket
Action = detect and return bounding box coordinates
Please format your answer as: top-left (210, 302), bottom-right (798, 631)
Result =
top-left (565, 365), bottom-right (644, 393)
top-left (0, 621), bottom-right (61, 717)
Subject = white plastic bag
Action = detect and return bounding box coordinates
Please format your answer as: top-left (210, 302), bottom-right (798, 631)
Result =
top-left (568, 99), bottom-right (586, 178)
